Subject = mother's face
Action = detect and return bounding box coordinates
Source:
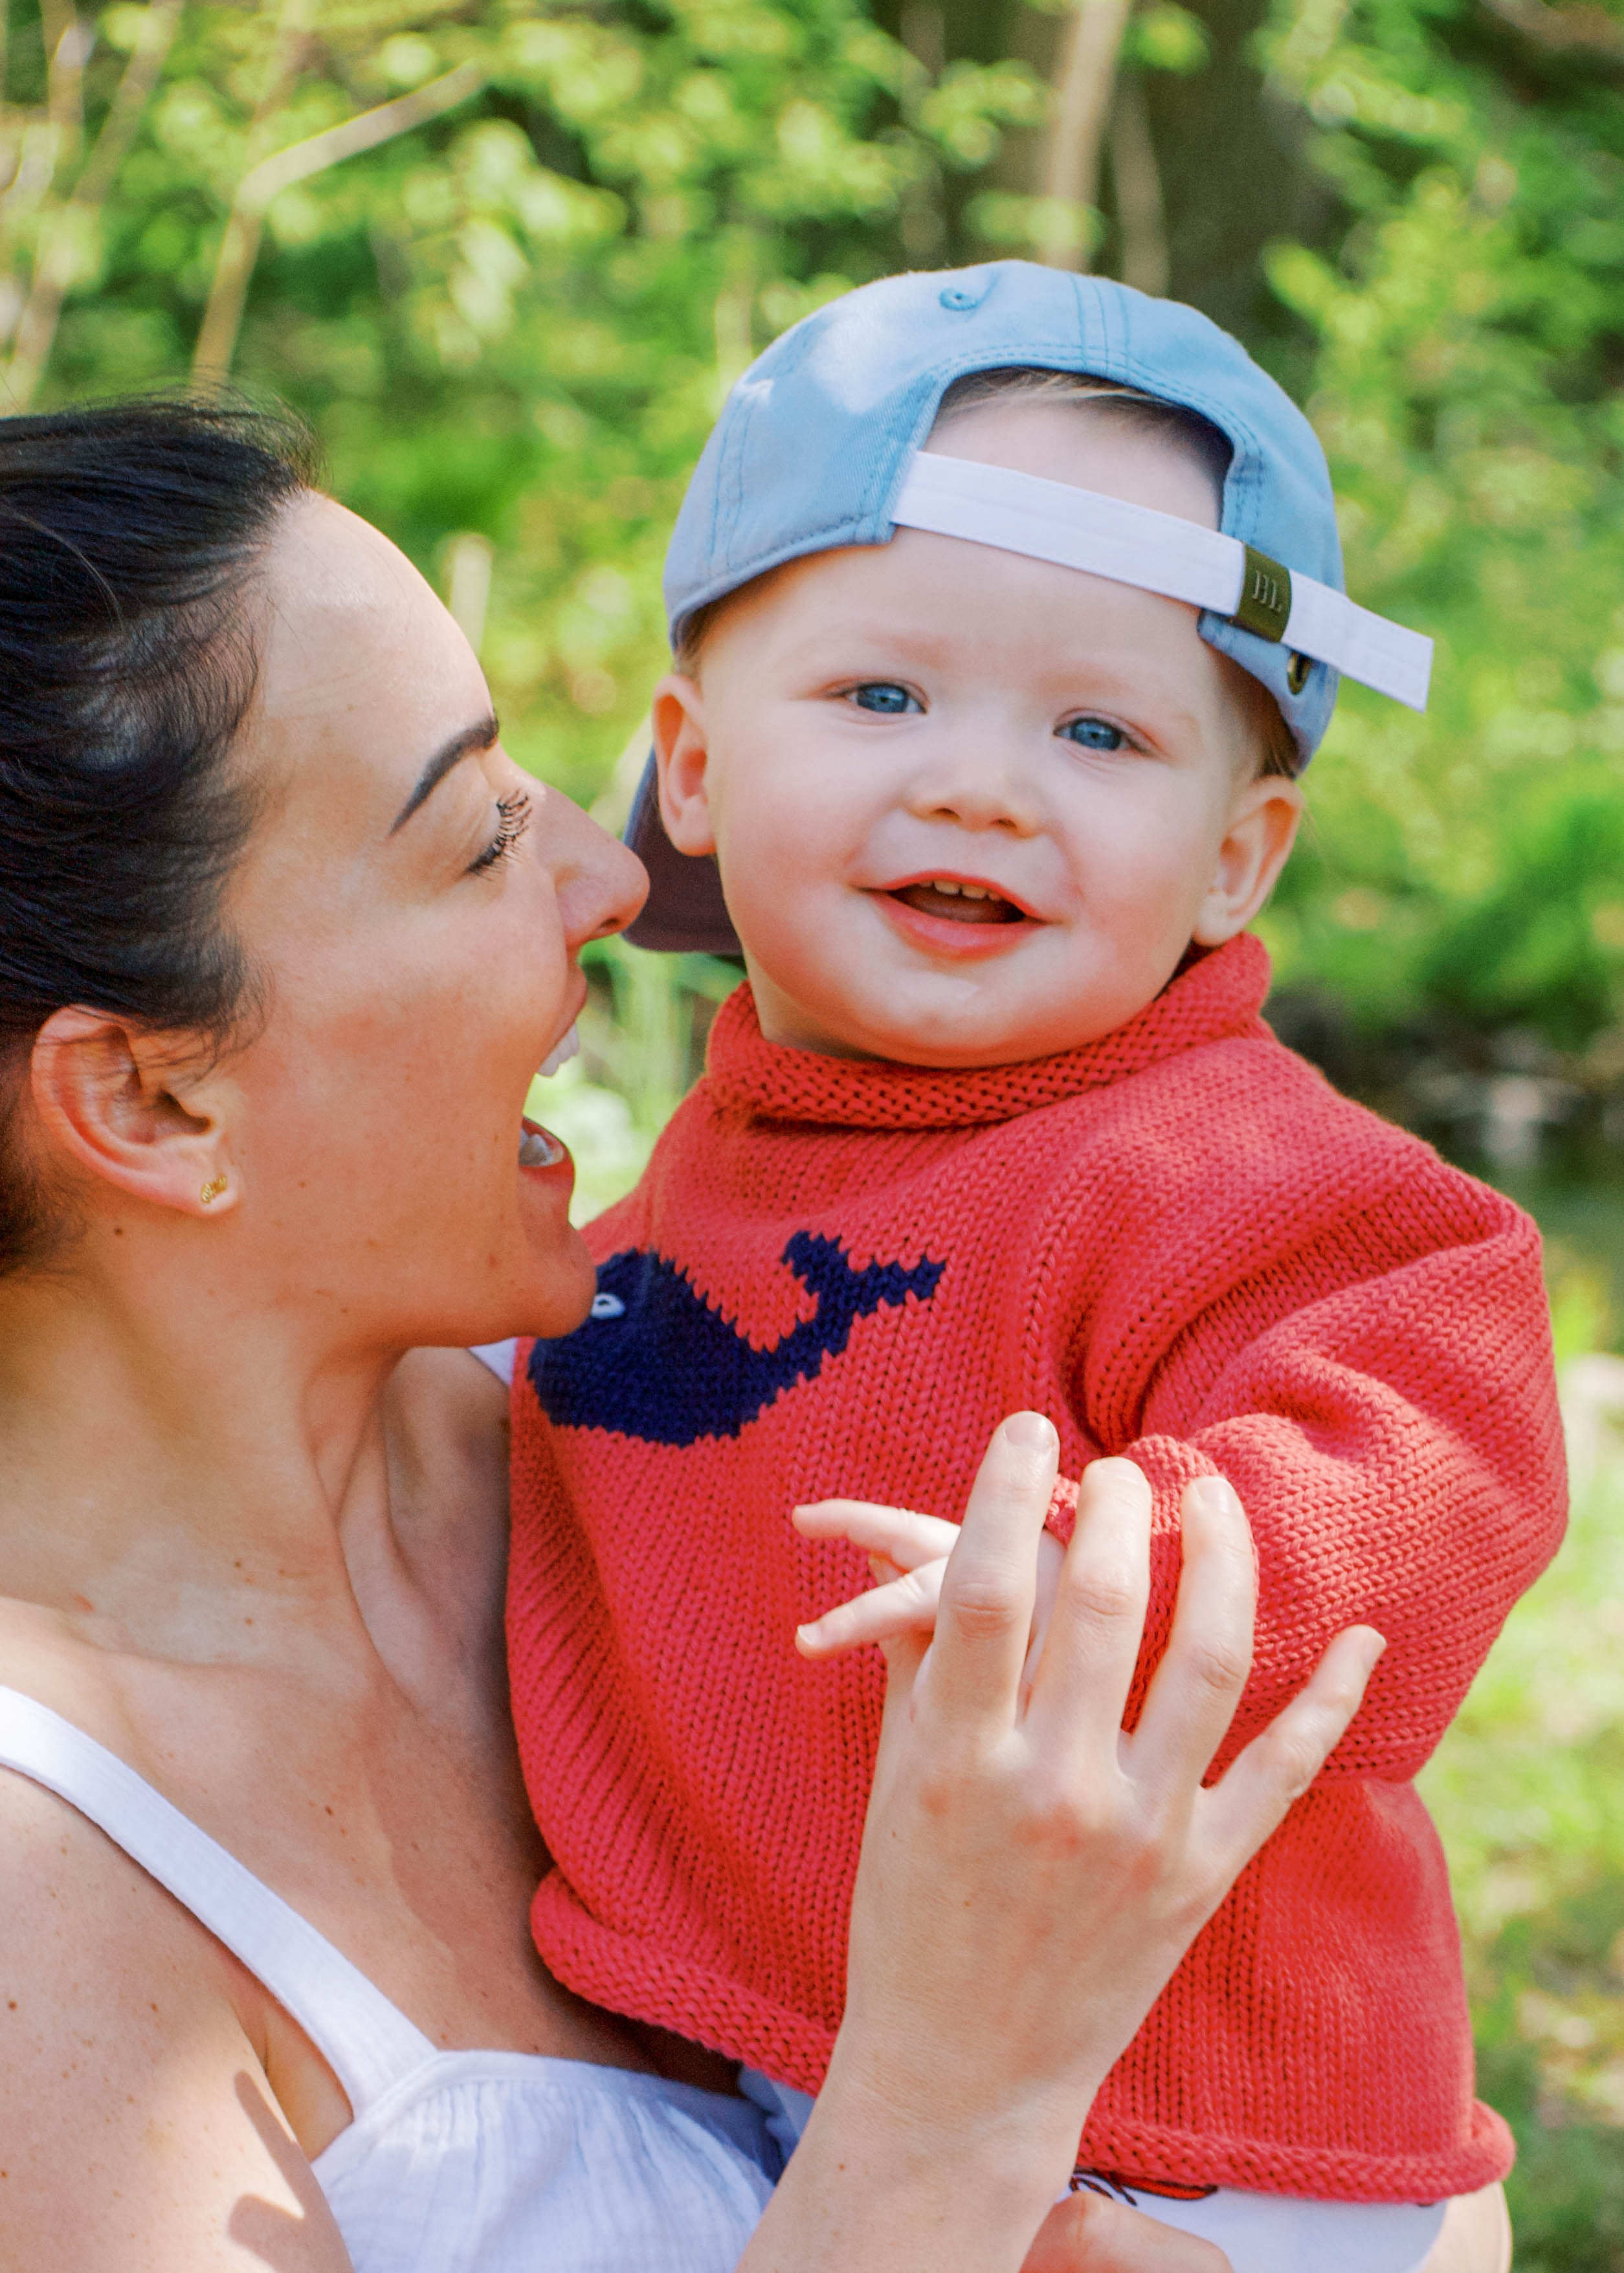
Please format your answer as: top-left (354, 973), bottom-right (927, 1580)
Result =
top-left (222, 493), bottom-right (646, 1351)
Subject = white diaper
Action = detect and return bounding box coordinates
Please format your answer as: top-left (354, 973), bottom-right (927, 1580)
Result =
top-left (738, 2071), bottom-right (1449, 2273)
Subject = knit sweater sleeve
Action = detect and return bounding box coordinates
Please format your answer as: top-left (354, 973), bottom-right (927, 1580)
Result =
top-left (1049, 1088), bottom-right (1566, 1784)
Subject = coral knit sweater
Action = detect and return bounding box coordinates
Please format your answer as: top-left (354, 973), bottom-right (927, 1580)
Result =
top-left (506, 931), bottom-right (1566, 2203)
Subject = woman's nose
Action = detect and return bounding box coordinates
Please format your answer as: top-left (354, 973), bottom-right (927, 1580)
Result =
top-left (548, 792), bottom-right (650, 948)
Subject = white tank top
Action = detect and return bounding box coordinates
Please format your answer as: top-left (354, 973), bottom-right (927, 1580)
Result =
top-left (0, 1685), bottom-right (777, 2273)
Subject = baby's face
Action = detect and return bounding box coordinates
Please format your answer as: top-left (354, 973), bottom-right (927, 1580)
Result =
top-left (652, 401), bottom-right (1302, 1067)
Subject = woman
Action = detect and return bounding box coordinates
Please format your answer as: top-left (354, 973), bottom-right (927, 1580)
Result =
top-left (0, 399), bottom-right (1381, 2272)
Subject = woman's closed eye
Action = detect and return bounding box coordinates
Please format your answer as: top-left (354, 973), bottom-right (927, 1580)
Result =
top-left (467, 788), bottom-right (532, 875)
top-left (1058, 715), bottom-right (1128, 753)
top-left (845, 681), bottom-right (922, 716)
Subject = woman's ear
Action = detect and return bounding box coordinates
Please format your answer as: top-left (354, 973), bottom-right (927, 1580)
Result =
top-left (1191, 776), bottom-right (1304, 948)
top-left (650, 672), bottom-right (718, 858)
top-left (29, 1008), bottom-right (239, 1219)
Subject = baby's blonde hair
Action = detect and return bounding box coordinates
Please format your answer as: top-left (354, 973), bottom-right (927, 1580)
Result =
top-left (933, 367), bottom-right (1296, 781)
top-left (676, 363), bottom-right (1298, 781)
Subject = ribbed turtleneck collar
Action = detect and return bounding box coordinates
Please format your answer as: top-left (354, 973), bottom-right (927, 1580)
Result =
top-left (703, 931), bottom-right (1273, 1131)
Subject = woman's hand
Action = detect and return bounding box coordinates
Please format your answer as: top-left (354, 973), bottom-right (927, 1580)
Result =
top-left (742, 1413), bottom-right (1381, 2273)
top-left (1024, 2192), bottom-right (1232, 2273)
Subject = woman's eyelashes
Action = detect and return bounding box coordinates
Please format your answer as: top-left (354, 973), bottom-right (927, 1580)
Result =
top-left (467, 788), bottom-right (532, 875)
top-left (845, 680), bottom-right (922, 716)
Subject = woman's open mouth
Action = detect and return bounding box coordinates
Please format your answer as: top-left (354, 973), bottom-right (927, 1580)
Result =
top-left (518, 1117), bottom-right (568, 1170)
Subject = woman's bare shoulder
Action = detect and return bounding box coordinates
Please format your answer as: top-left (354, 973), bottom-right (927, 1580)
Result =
top-left (0, 1763), bottom-right (351, 2270)
top-left (0, 1689), bottom-right (251, 2054)
top-left (0, 1746), bottom-right (221, 1981)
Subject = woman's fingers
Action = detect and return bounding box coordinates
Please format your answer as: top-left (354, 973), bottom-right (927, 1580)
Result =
top-left (1124, 1474), bottom-right (1256, 1795)
top-left (796, 1558), bottom-right (948, 1658)
top-left (925, 1412), bottom-right (1058, 1742)
top-left (1025, 1458), bottom-right (1153, 1752)
top-left (793, 1498), bottom-right (960, 1571)
top-left (1198, 1624), bottom-right (1385, 1884)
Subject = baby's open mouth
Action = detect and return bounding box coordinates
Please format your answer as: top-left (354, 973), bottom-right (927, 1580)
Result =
top-left (889, 880), bottom-right (1024, 926)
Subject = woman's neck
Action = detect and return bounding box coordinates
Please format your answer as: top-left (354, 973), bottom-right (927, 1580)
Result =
top-left (0, 1237), bottom-right (399, 1674)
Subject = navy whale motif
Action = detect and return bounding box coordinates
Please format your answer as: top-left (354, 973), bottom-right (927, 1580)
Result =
top-left (528, 1231), bottom-right (946, 1447)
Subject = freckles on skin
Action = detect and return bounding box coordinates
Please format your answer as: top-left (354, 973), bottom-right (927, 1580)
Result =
top-left (214, 494), bottom-right (597, 1347)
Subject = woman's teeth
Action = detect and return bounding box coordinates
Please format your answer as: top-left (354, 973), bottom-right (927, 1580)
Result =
top-left (537, 1024), bottom-right (581, 1080)
top-left (519, 1126), bottom-right (565, 1168)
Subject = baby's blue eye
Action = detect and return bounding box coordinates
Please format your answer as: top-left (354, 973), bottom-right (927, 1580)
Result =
top-left (1060, 716), bottom-right (1126, 752)
top-left (851, 682), bottom-right (918, 715)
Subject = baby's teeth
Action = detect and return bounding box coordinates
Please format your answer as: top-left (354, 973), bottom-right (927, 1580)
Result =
top-left (538, 1023), bottom-right (581, 1080)
top-left (959, 884), bottom-right (990, 900)
top-left (519, 1127), bottom-right (564, 1168)
top-left (933, 878), bottom-right (962, 896)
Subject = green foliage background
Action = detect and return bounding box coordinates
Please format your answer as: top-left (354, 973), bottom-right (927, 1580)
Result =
top-left (6, 0), bottom-right (1624, 2256)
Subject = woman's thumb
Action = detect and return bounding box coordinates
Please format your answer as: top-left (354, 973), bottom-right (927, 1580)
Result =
top-left (1020, 2189), bottom-right (1234, 2273)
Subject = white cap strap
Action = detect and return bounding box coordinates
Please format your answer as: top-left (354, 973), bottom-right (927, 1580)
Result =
top-left (892, 452), bottom-right (1432, 712)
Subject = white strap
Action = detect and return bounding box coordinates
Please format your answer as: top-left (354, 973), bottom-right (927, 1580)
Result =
top-left (469, 1336), bottom-right (518, 1386)
top-left (0, 1685), bottom-right (436, 2112)
top-left (892, 452), bottom-right (1433, 712)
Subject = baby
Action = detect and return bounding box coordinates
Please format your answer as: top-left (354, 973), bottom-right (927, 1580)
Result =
top-left (502, 263), bottom-right (1565, 2268)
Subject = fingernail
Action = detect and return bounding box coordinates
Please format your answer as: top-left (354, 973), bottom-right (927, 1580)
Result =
top-left (1005, 1412), bottom-right (1056, 1450)
top-left (1189, 1474), bottom-right (1238, 1515)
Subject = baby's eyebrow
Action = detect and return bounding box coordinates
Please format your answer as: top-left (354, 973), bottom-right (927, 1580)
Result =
top-left (391, 712), bottom-right (500, 834)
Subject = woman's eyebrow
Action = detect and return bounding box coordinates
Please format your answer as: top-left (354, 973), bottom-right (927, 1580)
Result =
top-left (390, 711), bottom-right (501, 834)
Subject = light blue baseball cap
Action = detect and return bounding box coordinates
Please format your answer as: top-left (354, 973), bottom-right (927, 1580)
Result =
top-left (627, 260), bottom-right (1428, 954)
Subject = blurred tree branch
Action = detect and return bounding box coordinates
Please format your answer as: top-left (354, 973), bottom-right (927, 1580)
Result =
top-left (4, 1), bottom-right (183, 409)
top-left (188, 0), bottom-right (318, 384)
top-left (1480, 0), bottom-right (1624, 57)
top-left (193, 55), bottom-right (482, 381)
top-left (1038, 0), bottom-right (1133, 267)
top-left (1107, 71), bottom-right (1166, 294)
top-left (40, 2), bottom-right (89, 170)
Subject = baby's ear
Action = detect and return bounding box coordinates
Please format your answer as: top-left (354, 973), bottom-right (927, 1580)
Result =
top-left (1191, 774), bottom-right (1303, 947)
top-left (651, 672), bottom-right (717, 857)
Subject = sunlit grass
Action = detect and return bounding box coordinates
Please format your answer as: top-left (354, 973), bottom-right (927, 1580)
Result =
top-left (1422, 1352), bottom-right (1624, 2270)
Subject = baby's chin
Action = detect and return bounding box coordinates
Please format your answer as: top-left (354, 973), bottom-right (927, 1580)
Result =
top-left (748, 953), bottom-right (1147, 1069)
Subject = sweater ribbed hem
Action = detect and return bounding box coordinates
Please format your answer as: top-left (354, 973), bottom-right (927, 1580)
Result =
top-left (530, 1879), bottom-right (1516, 2205)
top-left (1071, 2107), bottom-right (1514, 2204)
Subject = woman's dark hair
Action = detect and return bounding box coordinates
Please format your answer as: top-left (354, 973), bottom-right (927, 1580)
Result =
top-left (0, 397), bottom-right (319, 1274)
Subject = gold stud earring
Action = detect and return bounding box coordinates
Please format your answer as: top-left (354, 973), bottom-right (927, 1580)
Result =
top-left (199, 1173), bottom-right (228, 1207)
